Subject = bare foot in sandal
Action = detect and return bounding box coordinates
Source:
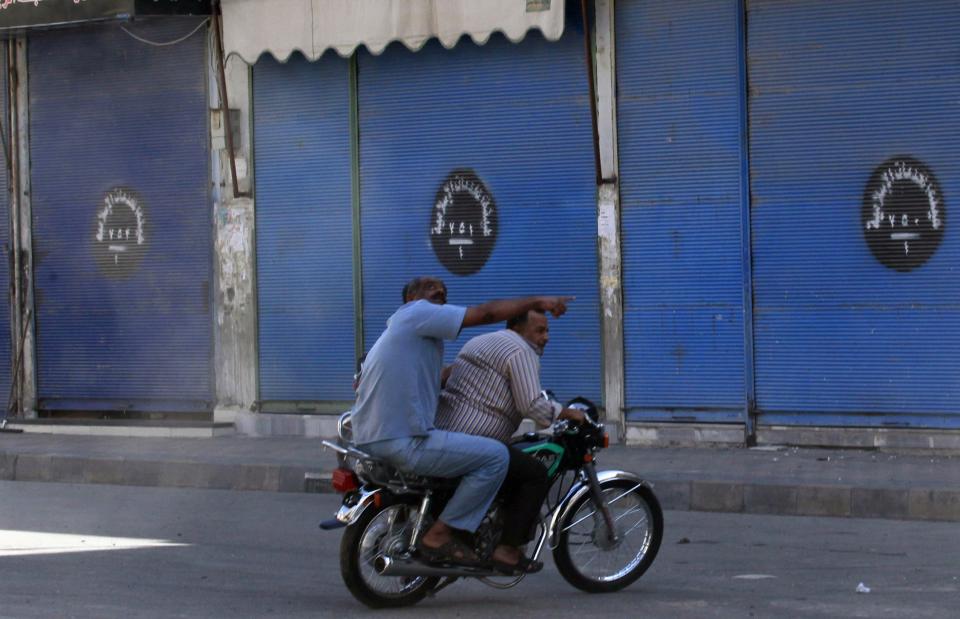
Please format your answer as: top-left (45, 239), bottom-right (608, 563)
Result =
top-left (418, 521), bottom-right (484, 566)
top-left (491, 544), bottom-right (543, 575)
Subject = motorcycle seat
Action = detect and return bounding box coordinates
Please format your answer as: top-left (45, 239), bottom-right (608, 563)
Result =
top-left (355, 457), bottom-right (460, 491)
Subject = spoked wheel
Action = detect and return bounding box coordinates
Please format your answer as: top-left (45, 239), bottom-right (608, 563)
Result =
top-left (340, 500), bottom-right (439, 608)
top-left (553, 479), bottom-right (663, 593)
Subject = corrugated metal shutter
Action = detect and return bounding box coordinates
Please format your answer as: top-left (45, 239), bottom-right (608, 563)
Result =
top-left (357, 27), bottom-right (601, 404)
top-left (28, 20), bottom-right (212, 413)
top-left (748, 0), bottom-right (960, 427)
top-left (617, 0), bottom-right (746, 422)
top-left (0, 49), bottom-right (10, 406)
top-left (252, 53), bottom-right (355, 406)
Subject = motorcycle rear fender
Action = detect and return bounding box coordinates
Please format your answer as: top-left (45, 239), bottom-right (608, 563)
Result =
top-left (546, 469), bottom-right (651, 547)
top-left (335, 486), bottom-right (382, 526)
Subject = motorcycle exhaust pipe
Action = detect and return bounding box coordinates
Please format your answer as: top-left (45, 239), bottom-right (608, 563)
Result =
top-left (375, 555), bottom-right (497, 578)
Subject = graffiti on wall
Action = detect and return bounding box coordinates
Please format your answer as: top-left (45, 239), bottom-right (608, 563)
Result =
top-left (94, 186), bottom-right (147, 277)
top-left (863, 156), bottom-right (945, 272)
top-left (430, 169), bottom-right (498, 276)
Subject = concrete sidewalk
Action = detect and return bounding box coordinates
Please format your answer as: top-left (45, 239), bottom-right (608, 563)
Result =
top-left (1, 432), bottom-right (958, 522)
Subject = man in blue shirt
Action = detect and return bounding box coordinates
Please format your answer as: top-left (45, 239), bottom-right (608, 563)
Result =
top-left (352, 276), bottom-right (571, 569)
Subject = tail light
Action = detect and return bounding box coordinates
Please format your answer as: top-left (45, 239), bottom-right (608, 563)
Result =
top-left (332, 467), bottom-right (360, 494)
top-left (603, 433), bottom-right (610, 449)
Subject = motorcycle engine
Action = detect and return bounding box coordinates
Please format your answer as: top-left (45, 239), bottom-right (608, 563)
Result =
top-left (472, 501), bottom-right (505, 560)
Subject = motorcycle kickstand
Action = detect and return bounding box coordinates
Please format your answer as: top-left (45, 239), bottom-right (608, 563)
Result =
top-left (426, 576), bottom-right (459, 598)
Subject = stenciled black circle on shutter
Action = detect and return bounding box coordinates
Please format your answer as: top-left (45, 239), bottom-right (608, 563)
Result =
top-left (429, 169), bottom-right (498, 276)
top-left (862, 156), bottom-right (945, 272)
top-left (94, 186), bottom-right (148, 278)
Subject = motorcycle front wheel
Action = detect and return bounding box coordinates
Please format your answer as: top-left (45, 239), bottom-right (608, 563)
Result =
top-left (553, 478), bottom-right (663, 593)
top-left (340, 499), bottom-right (439, 608)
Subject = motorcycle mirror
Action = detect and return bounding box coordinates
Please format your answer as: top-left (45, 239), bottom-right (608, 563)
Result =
top-left (539, 389), bottom-right (559, 404)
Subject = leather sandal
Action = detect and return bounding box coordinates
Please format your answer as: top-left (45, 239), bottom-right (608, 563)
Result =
top-left (417, 537), bottom-right (485, 567)
top-left (491, 554), bottom-right (543, 576)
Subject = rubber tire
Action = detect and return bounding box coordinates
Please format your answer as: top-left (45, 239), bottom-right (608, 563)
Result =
top-left (553, 479), bottom-right (664, 593)
top-left (340, 500), bottom-right (440, 608)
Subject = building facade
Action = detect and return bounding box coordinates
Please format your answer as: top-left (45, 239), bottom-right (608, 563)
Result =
top-left (2, 0), bottom-right (958, 448)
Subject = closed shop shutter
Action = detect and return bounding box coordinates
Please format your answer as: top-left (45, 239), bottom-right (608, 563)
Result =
top-left (28, 20), bottom-right (212, 413)
top-left (252, 54), bottom-right (355, 408)
top-left (617, 0), bottom-right (747, 422)
top-left (749, 0), bottom-right (960, 427)
top-left (357, 27), bottom-right (601, 404)
top-left (0, 50), bottom-right (9, 405)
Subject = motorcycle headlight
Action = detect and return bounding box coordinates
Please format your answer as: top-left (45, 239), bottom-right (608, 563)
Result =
top-left (565, 396), bottom-right (600, 424)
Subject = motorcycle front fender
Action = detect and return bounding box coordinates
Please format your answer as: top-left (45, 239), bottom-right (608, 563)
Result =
top-left (546, 469), bottom-right (652, 547)
top-left (335, 486), bottom-right (383, 527)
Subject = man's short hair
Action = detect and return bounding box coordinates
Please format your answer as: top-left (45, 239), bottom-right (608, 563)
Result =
top-left (507, 308), bottom-right (545, 330)
top-left (401, 276), bottom-right (446, 303)
top-left (401, 277), bottom-right (423, 303)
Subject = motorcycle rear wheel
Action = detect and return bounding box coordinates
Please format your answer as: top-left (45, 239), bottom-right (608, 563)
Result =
top-left (553, 479), bottom-right (663, 593)
top-left (340, 499), bottom-right (439, 608)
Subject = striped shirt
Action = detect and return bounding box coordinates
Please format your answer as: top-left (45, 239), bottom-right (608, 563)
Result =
top-left (435, 329), bottom-right (561, 443)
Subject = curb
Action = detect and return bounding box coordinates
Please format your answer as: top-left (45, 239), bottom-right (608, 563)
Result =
top-left (2, 453), bottom-right (959, 523)
top-left (0, 453), bottom-right (317, 494)
top-left (652, 480), bottom-right (960, 522)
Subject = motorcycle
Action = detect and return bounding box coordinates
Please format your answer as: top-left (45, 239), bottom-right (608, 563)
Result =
top-left (320, 395), bottom-right (663, 608)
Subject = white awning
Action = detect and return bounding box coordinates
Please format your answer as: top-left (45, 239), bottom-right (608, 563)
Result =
top-left (221, 0), bottom-right (565, 64)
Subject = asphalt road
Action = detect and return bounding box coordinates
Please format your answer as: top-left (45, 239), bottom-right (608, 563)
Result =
top-left (0, 481), bottom-right (957, 618)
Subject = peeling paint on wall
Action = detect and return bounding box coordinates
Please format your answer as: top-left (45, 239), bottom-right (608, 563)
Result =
top-left (598, 184), bottom-right (622, 320)
top-left (214, 196), bottom-right (257, 409)
top-left (597, 182), bottom-right (625, 427)
top-left (216, 197), bottom-right (253, 326)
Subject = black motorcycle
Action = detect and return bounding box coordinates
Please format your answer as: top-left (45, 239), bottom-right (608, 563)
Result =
top-left (321, 396), bottom-right (663, 608)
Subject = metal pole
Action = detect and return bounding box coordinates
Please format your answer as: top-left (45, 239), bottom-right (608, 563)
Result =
top-left (349, 55), bottom-right (364, 368)
top-left (581, 0), bottom-right (603, 186)
top-left (7, 39), bottom-right (22, 417)
top-left (212, 0), bottom-right (245, 198)
top-left (0, 44), bottom-right (11, 186)
top-left (0, 40), bottom-right (17, 429)
top-left (736, 0), bottom-right (758, 447)
top-left (7, 308), bottom-right (29, 415)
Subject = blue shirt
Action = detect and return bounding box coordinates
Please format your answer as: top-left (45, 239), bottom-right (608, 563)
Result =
top-left (352, 300), bottom-right (467, 445)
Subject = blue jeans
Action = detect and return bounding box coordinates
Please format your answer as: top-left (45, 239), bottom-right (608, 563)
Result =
top-left (363, 430), bottom-right (509, 532)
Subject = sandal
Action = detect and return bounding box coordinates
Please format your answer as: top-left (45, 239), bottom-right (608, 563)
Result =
top-left (491, 554), bottom-right (543, 576)
top-left (417, 536), bottom-right (485, 567)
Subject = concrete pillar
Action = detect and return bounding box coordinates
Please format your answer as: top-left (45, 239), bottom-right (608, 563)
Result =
top-left (595, 0), bottom-right (625, 438)
top-left (209, 32), bottom-right (257, 421)
top-left (12, 37), bottom-right (36, 418)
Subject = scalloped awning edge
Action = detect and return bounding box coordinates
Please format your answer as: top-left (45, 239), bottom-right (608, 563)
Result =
top-left (221, 0), bottom-right (565, 65)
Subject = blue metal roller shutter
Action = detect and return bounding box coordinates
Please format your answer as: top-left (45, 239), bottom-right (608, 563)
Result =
top-left (252, 53), bottom-right (355, 405)
top-left (358, 28), bottom-right (601, 404)
top-left (617, 0), bottom-right (746, 422)
top-left (748, 0), bottom-right (960, 427)
top-left (28, 20), bottom-right (212, 412)
top-left (0, 50), bottom-right (9, 407)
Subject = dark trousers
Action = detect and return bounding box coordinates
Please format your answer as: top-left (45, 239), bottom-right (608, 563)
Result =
top-left (499, 446), bottom-right (550, 547)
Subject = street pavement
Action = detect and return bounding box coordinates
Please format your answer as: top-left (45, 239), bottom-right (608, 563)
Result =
top-left (1, 481), bottom-right (957, 618)
top-left (1, 432), bottom-right (958, 522)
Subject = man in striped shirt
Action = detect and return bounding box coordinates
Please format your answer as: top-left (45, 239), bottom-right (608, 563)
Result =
top-left (435, 309), bottom-right (585, 574)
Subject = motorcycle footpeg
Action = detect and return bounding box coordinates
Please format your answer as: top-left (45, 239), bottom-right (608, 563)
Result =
top-left (318, 518), bottom-right (346, 530)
